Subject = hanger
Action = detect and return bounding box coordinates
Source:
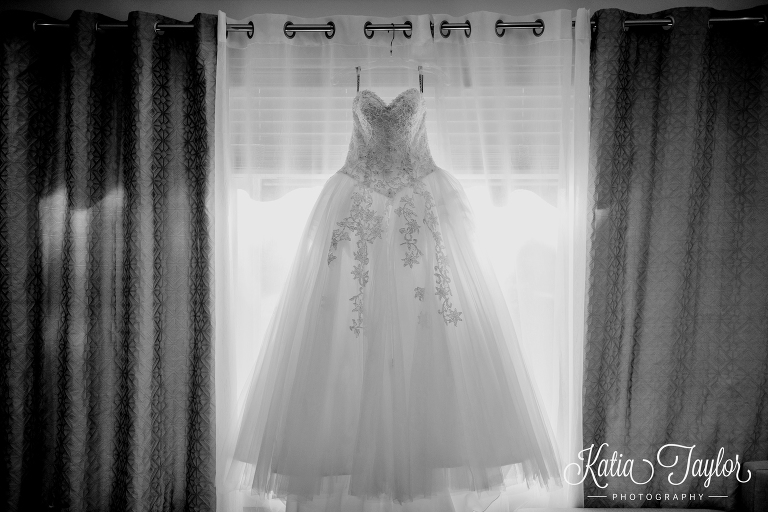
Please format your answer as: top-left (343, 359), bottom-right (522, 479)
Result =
top-left (356, 65), bottom-right (424, 93)
top-left (418, 65), bottom-right (423, 93)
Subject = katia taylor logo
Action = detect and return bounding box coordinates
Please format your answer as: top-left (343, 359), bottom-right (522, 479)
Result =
top-left (565, 443), bottom-right (752, 489)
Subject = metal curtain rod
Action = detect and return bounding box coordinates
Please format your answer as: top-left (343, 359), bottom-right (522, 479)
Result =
top-left (31, 14), bottom-right (768, 39)
top-left (707, 14), bottom-right (766, 28)
top-left (619, 14), bottom-right (766, 31)
top-left (33, 19), bottom-right (256, 37)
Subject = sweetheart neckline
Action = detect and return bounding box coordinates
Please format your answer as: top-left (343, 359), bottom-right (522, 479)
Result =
top-left (354, 87), bottom-right (422, 108)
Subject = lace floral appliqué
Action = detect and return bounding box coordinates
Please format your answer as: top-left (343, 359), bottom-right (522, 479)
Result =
top-left (413, 182), bottom-right (463, 327)
top-left (327, 187), bottom-right (385, 337)
top-left (394, 195), bottom-right (422, 268)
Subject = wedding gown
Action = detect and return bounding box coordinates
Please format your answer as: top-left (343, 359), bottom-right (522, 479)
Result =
top-left (227, 88), bottom-right (562, 512)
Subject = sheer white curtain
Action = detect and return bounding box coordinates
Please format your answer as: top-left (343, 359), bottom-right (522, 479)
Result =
top-left (215, 9), bottom-right (590, 511)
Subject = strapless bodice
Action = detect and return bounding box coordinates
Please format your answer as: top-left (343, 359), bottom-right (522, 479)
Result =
top-left (338, 88), bottom-right (439, 198)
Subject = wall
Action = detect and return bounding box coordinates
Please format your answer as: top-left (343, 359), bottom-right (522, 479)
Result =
top-left (2, 0), bottom-right (765, 22)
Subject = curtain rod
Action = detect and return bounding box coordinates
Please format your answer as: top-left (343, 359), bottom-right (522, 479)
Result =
top-left (31, 14), bottom-right (768, 39)
top-left (33, 19), bottom-right (255, 37)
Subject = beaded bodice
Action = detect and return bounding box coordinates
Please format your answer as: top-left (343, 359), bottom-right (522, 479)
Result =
top-left (339, 88), bottom-right (439, 198)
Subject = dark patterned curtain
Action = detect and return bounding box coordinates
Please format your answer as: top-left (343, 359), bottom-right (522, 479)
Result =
top-left (0, 10), bottom-right (216, 512)
top-left (584, 6), bottom-right (768, 511)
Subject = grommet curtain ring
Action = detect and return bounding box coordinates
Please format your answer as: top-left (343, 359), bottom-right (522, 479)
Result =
top-left (439, 20), bottom-right (471, 38)
top-left (324, 21), bottom-right (336, 39)
top-left (403, 20), bottom-right (413, 38)
top-left (495, 19), bottom-right (546, 37)
top-left (284, 21), bottom-right (335, 39)
top-left (225, 21), bottom-right (254, 38)
top-left (283, 21), bottom-right (296, 38)
top-left (494, 19), bottom-right (505, 37)
top-left (364, 21), bottom-right (411, 39)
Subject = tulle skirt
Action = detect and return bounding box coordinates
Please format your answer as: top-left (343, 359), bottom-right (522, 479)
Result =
top-left (224, 168), bottom-right (562, 512)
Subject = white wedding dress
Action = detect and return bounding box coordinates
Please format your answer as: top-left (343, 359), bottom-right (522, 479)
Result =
top-left (227, 88), bottom-right (562, 512)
